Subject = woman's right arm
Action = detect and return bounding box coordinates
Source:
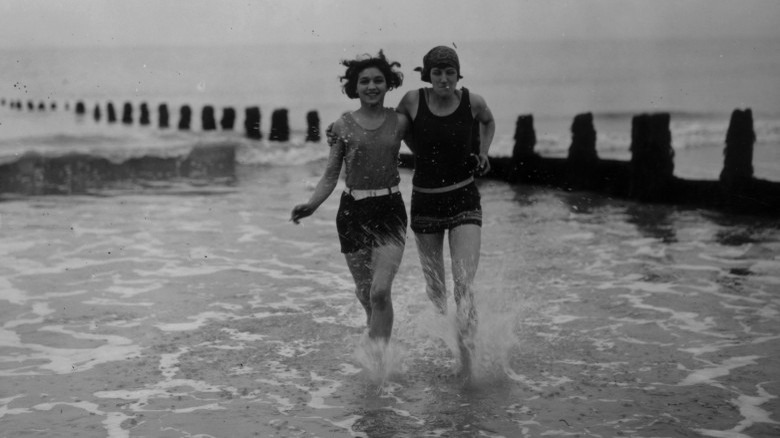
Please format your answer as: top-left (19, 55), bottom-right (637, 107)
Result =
top-left (291, 120), bottom-right (346, 223)
top-left (396, 90), bottom-right (418, 152)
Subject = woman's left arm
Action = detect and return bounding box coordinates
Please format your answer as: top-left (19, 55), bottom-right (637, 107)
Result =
top-left (471, 93), bottom-right (495, 174)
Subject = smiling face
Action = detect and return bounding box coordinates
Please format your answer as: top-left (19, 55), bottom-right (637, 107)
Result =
top-left (356, 67), bottom-right (388, 106)
top-left (429, 65), bottom-right (459, 96)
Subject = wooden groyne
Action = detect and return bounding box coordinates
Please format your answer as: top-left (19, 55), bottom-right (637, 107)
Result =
top-left (402, 109), bottom-right (780, 217)
top-left (2, 97), bottom-right (778, 216)
top-left (0, 98), bottom-right (319, 143)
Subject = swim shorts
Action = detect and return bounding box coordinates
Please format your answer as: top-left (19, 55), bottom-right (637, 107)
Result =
top-left (336, 191), bottom-right (407, 254)
top-left (410, 182), bottom-right (482, 234)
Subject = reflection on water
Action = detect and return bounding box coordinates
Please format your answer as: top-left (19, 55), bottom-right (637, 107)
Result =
top-left (0, 170), bottom-right (778, 437)
top-left (624, 203), bottom-right (678, 243)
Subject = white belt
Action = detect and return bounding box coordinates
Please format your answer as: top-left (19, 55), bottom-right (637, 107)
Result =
top-left (345, 185), bottom-right (400, 201)
top-left (413, 176), bottom-right (474, 194)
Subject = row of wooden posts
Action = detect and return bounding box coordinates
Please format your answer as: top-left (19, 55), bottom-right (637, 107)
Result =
top-left (3, 96), bottom-right (777, 215)
top-left (0, 97), bottom-right (322, 143)
top-left (501, 109), bottom-right (756, 190)
top-left (454, 107), bottom-right (777, 216)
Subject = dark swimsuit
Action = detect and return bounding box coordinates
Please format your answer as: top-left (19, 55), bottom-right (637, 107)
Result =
top-left (410, 88), bottom-right (482, 234)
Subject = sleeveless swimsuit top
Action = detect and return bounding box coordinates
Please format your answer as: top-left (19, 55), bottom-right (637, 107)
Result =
top-left (339, 108), bottom-right (402, 190)
top-left (411, 87), bottom-right (476, 189)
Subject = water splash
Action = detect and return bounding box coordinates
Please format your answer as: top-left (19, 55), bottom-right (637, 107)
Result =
top-left (352, 333), bottom-right (407, 388)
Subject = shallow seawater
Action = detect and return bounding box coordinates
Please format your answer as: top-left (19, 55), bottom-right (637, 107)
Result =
top-left (0, 165), bottom-right (778, 437)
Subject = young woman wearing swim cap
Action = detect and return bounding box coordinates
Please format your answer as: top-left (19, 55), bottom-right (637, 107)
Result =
top-left (396, 45), bottom-right (496, 380)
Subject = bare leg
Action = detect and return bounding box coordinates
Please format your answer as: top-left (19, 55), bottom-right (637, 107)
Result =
top-left (345, 249), bottom-right (373, 326)
top-left (449, 224), bottom-right (481, 378)
top-left (366, 243), bottom-right (405, 341)
top-left (414, 232), bottom-right (448, 314)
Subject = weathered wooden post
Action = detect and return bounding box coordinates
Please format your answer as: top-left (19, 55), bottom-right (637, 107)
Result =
top-left (158, 103), bottom-right (169, 128)
top-left (566, 112), bottom-right (599, 189)
top-left (244, 106), bottom-right (262, 139)
top-left (93, 104), bottom-right (101, 122)
top-left (629, 113), bottom-right (674, 201)
top-left (122, 102), bottom-right (133, 124)
top-left (270, 109), bottom-right (290, 142)
top-left (178, 105), bottom-right (192, 130)
top-left (720, 108), bottom-right (755, 190)
top-left (107, 102), bottom-right (117, 123)
top-left (202, 105), bottom-right (216, 131)
top-left (221, 107), bottom-right (236, 130)
top-left (306, 110), bottom-right (320, 142)
top-left (510, 114), bottom-right (539, 182)
top-left (75, 101), bottom-right (86, 115)
top-left (139, 102), bottom-right (150, 126)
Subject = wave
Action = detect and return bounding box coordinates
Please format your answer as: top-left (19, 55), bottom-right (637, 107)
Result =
top-left (0, 131), bottom-right (330, 195)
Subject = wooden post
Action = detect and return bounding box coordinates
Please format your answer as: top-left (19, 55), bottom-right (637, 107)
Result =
top-left (566, 112), bottom-right (598, 189)
top-left (178, 105), bottom-right (192, 130)
top-left (139, 102), bottom-right (150, 126)
top-left (244, 106), bottom-right (262, 139)
top-left (306, 110), bottom-right (320, 142)
top-left (270, 109), bottom-right (290, 142)
top-left (158, 103), bottom-right (169, 128)
top-left (107, 102), bottom-right (117, 123)
top-left (221, 107), bottom-right (236, 130)
top-left (510, 114), bottom-right (539, 182)
top-left (202, 105), bottom-right (216, 131)
top-left (720, 108), bottom-right (755, 189)
top-left (122, 102), bottom-right (133, 124)
top-left (629, 113), bottom-right (674, 201)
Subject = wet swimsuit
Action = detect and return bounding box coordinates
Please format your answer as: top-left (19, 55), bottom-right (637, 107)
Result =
top-left (335, 109), bottom-right (407, 253)
top-left (410, 88), bottom-right (482, 233)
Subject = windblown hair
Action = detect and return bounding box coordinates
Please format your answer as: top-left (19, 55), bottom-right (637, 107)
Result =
top-left (340, 50), bottom-right (403, 99)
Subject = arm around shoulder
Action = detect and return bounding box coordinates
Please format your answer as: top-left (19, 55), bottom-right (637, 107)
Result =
top-left (395, 89), bottom-right (418, 118)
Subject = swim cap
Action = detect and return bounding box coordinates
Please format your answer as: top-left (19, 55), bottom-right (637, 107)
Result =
top-left (414, 46), bottom-right (463, 83)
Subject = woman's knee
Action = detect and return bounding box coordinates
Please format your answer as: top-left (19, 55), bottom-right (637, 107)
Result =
top-left (370, 287), bottom-right (392, 310)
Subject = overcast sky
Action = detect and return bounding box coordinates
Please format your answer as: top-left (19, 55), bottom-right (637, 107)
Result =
top-left (1, 0), bottom-right (779, 48)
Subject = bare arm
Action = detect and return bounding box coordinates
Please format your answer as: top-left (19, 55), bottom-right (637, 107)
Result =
top-left (290, 121), bottom-right (346, 223)
top-left (396, 90), bottom-right (418, 153)
top-left (471, 92), bottom-right (496, 175)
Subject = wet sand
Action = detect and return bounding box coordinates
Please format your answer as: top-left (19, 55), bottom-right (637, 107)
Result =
top-left (1, 167), bottom-right (779, 437)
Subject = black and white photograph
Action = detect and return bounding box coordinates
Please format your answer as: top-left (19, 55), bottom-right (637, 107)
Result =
top-left (1, 1), bottom-right (779, 436)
